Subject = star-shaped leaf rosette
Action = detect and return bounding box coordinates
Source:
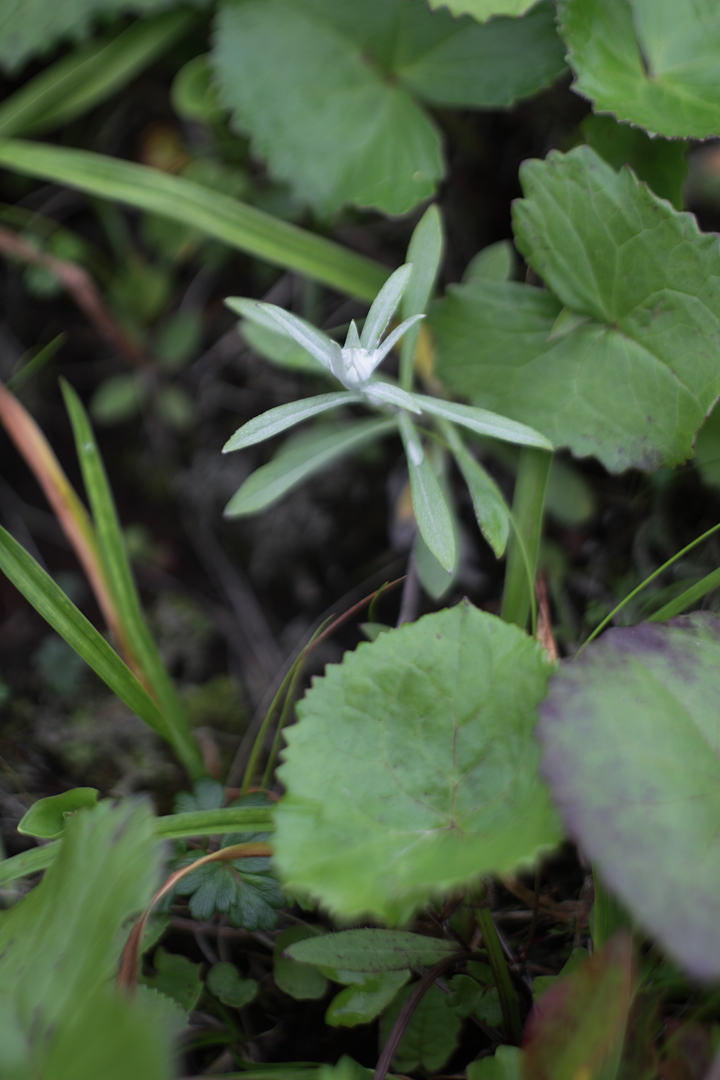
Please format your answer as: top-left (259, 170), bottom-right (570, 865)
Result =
top-left (223, 207), bottom-right (552, 581)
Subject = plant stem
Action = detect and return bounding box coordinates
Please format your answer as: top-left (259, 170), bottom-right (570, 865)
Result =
top-left (501, 446), bottom-right (552, 631)
top-left (477, 906), bottom-right (523, 1045)
top-left (261, 661), bottom-right (304, 788)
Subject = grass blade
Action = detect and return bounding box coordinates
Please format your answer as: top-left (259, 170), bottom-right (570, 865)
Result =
top-left (0, 139), bottom-right (388, 300)
top-left (648, 567), bottom-right (720, 623)
top-left (0, 525), bottom-right (170, 740)
top-left (60, 380), bottom-right (203, 779)
top-left (0, 12), bottom-right (196, 139)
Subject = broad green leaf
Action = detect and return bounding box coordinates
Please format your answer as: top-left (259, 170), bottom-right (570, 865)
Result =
top-left (223, 393), bottom-right (363, 452)
top-left (274, 601), bottom-right (561, 922)
top-left (416, 393), bottom-right (553, 450)
top-left (399, 412), bottom-right (456, 572)
top-left (693, 404), bottom-right (720, 490)
top-left (428, 0), bottom-right (538, 17)
top-left (61, 380), bottom-right (203, 779)
top-left (380, 983), bottom-right (461, 1073)
top-left (18, 787), bottom-right (99, 839)
top-left (538, 613), bottom-right (720, 979)
top-left (0, 799), bottom-right (168, 1075)
top-left (580, 113), bottom-right (687, 209)
top-left (207, 962), bottom-right (258, 1008)
top-left (0, 11), bottom-right (195, 138)
top-left (274, 927), bottom-right (329, 1001)
top-left (467, 1047), bottom-right (522, 1080)
top-left (210, 0), bottom-right (564, 217)
top-left (439, 420), bottom-right (509, 557)
top-left (284, 930), bottom-right (459, 972)
top-left (224, 418), bottom-right (396, 517)
top-left (211, 0), bottom-right (442, 217)
top-left (435, 146), bottom-right (720, 472)
top-left (326, 970), bottom-right (409, 1028)
top-left (0, 525), bottom-right (172, 739)
top-left (522, 933), bottom-right (634, 1080)
top-left (141, 947), bottom-right (203, 1013)
top-left (0, 0), bottom-right (203, 74)
top-left (558, 0), bottom-right (720, 140)
top-left (0, 139), bottom-right (388, 301)
top-left (397, 1), bottom-right (565, 109)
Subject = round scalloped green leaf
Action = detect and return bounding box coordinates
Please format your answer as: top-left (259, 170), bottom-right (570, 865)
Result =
top-left (558, 0), bottom-right (720, 139)
top-left (274, 601), bottom-right (560, 922)
top-left (538, 613), bottom-right (720, 980)
top-left (433, 145), bottom-right (720, 473)
top-left (210, 0), bottom-right (564, 217)
top-left (427, 0), bottom-right (538, 17)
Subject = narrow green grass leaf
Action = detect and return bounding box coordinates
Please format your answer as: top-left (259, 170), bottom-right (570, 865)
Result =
top-left (0, 11), bottom-right (196, 138)
top-left (0, 139), bottom-right (388, 301)
top-left (223, 393), bottom-right (363, 452)
top-left (648, 567), bottom-right (720, 623)
top-left (0, 525), bottom-right (171, 739)
top-left (224, 419), bottom-right (396, 517)
top-left (398, 412), bottom-right (455, 572)
top-left (60, 380), bottom-right (203, 779)
top-left (0, 842), bottom-right (59, 886)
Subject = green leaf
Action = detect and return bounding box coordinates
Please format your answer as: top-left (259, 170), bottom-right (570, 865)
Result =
top-left (427, 0), bottom-right (538, 17)
top-left (398, 1), bottom-right (566, 109)
top-left (90, 373), bottom-right (146, 426)
top-left (174, 835), bottom-right (284, 931)
top-left (399, 412), bottom-right (456, 572)
top-left (0, 0), bottom-right (203, 75)
top-left (467, 1046), bottom-right (522, 1080)
top-left (326, 970), bottom-right (409, 1028)
top-left (538, 613), bottom-right (720, 979)
top-left (0, 139), bottom-right (388, 301)
top-left (400, 206), bottom-right (444, 387)
top-left (224, 418), bottom-right (396, 517)
top-left (223, 393), bottom-right (363, 452)
top-left (274, 601), bottom-right (561, 922)
top-left (207, 962), bottom-right (258, 1008)
top-left (417, 393), bottom-right (552, 450)
top-left (522, 933), bottom-right (634, 1080)
top-left (463, 240), bottom-right (515, 283)
top-left (274, 926), bottom-right (330, 1001)
top-left (439, 420), bottom-right (510, 557)
top-left (174, 778), bottom-right (225, 814)
top-left (435, 145), bottom-right (720, 472)
top-left (0, 525), bottom-right (172, 740)
top-left (580, 113), bottom-right (687, 209)
top-left (648, 567), bottom-right (720, 622)
top-left (533, 947), bottom-right (590, 1000)
top-left (380, 983), bottom-right (461, 1073)
top-left (141, 947), bottom-right (203, 1013)
top-left (285, 930), bottom-right (460, 972)
top-left (18, 787), bottom-right (99, 839)
top-left (61, 379), bottom-right (203, 780)
top-left (242, 319), bottom-right (329, 376)
top-left (447, 974), bottom-right (484, 1018)
top-left (558, 0), bottom-right (720, 140)
top-left (0, 799), bottom-right (168, 1076)
top-left (0, 11), bottom-right (196, 138)
top-left (210, 0), bottom-right (564, 217)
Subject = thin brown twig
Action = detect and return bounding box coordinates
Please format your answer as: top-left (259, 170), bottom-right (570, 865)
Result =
top-left (0, 224), bottom-right (150, 366)
top-left (373, 956), bottom-right (459, 1080)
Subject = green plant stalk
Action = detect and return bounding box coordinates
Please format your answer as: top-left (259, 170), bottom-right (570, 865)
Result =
top-left (578, 519), bottom-right (720, 654)
top-left (592, 870), bottom-right (630, 951)
top-left (476, 906), bottom-right (523, 1045)
top-left (261, 661), bottom-right (305, 789)
top-left (241, 665), bottom-right (297, 795)
top-left (0, 139), bottom-right (388, 301)
top-left (0, 806), bottom-right (276, 887)
top-left (501, 447), bottom-right (552, 630)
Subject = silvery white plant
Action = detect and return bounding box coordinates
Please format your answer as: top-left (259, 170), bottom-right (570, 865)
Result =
top-left (222, 209), bottom-right (552, 575)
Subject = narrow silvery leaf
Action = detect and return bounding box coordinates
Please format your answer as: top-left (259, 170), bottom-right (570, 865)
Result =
top-left (360, 263), bottom-right (413, 351)
top-left (373, 314), bottom-right (426, 366)
top-left (362, 382), bottom-right (422, 413)
top-left (223, 392), bottom-right (363, 452)
top-left (225, 418), bottom-right (397, 517)
top-left (398, 412), bottom-right (455, 572)
top-left (254, 303), bottom-right (341, 373)
top-left (400, 206), bottom-right (443, 385)
top-left (415, 394), bottom-right (553, 450)
top-left (439, 419), bottom-right (510, 558)
top-left (345, 320), bottom-right (361, 349)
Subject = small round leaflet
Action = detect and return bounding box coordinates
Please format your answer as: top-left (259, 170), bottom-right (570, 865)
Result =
top-left (274, 601), bottom-right (560, 921)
